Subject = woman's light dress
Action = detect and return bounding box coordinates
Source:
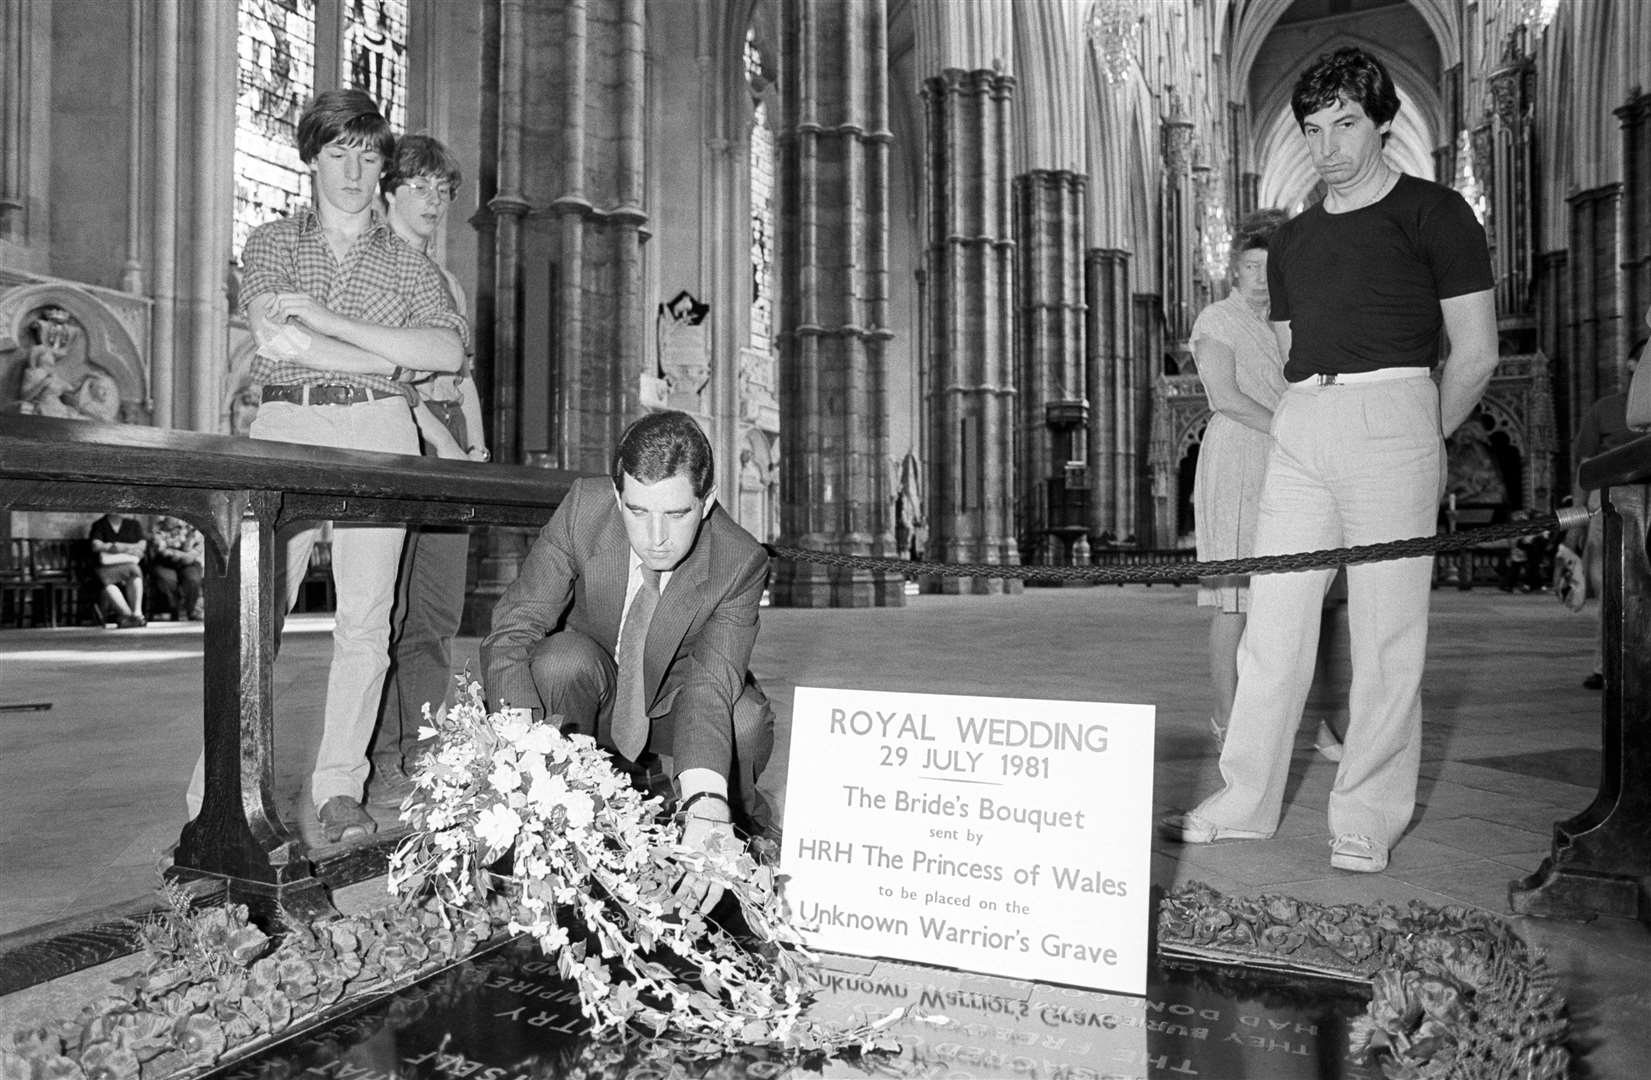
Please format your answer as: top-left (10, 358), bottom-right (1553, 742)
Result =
top-left (1191, 292), bottom-right (1288, 612)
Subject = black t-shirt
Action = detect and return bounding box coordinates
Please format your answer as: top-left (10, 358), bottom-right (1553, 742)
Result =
top-left (89, 515), bottom-right (147, 548)
top-left (1267, 174), bottom-right (1493, 382)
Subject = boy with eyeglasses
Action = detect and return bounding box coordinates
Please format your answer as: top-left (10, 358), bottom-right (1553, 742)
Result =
top-left (366, 134), bottom-right (490, 806)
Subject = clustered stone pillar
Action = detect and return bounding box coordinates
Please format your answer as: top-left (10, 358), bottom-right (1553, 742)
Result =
top-left (1013, 169), bottom-right (1087, 567)
top-left (921, 67), bottom-right (1020, 595)
top-left (772, 0), bottom-right (902, 608)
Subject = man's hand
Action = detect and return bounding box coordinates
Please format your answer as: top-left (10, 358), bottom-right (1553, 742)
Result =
top-left (674, 806), bottom-right (735, 915)
top-left (263, 292), bottom-right (344, 338)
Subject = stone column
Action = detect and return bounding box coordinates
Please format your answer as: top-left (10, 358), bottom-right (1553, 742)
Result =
top-left (150, 0), bottom-right (179, 429)
top-left (186, 0), bottom-right (236, 433)
top-left (540, 0), bottom-right (648, 475)
top-left (463, 0), bottom-right (532, 637)
top-left (1129, 292), bottom-right (1163, 543)
top-left (490, 0), bottom-right (529, 466)
top-left (1085, 248), bottom-right (1128, 542)
top-left (1617, 91), bottom-right (1651, 355)
top-left (919, 67), bottom-right (1019, 596)
top-left (1567, 184), bottom-right (1621, 438)
top-left (772, 0), bottom-right (901, 608)
top-left (1014, 169), bottom-right (1086, 565)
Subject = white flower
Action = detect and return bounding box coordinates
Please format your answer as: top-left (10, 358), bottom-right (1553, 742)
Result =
top-left (517, 724), bottom-right (558, 757)
top-left (526, 771), bottom-right (569, 813)
top-left (488, 761), bottom-right (522, 794)
top-left (417, 724), bottom-right (440, 742)
top-left (562, 791), bottom-right (596, 831)
top-left (475, 803), bottom-right (523, 849)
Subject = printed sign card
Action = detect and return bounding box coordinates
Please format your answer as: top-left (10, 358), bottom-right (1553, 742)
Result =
top-left (780, 687), bottom-right (1155, 995)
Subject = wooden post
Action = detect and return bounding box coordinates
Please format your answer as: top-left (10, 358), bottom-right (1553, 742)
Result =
top-left (1511, 462), bottom-right (1651, 923)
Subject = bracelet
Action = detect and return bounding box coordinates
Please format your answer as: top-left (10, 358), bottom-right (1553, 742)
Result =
top-left (678, 790), bottom-right (730, 818)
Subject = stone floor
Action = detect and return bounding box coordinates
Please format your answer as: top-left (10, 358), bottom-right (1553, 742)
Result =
top-left (1, 583), bottom-right (1646, 1077)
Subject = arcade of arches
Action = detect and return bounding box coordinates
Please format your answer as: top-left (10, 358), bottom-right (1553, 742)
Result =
top-left (2, 0), bottom-right (1648, 607)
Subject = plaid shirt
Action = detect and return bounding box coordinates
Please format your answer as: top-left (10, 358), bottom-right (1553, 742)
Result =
top-left (240, 207), bottom-right (469, 396)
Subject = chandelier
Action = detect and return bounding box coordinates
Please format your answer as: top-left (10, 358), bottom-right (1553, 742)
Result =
top-left (1086, 0), bottom-right (1146, 85)
top-left (1507, 0), bottom-right (1560, 37)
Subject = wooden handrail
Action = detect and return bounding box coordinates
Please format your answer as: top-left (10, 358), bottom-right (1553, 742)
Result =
top-left (0, 414), bottom-right (575, 928)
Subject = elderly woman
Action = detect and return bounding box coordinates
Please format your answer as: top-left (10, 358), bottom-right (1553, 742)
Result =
top-left (1191, 209), bottom-right (1340, 758)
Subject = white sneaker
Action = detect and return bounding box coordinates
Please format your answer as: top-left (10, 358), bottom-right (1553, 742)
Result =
top-left (1330, 833), bottom-right (1387, 873)
top-left (1314, 720), bottom-right (1344, 762)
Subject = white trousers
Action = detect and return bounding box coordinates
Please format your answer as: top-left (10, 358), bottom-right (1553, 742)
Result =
top-left (1192, 374), bottom-right (1443, 848)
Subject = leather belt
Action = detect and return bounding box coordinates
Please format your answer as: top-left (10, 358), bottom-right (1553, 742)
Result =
top-left (260, 384), bottom-right (403, 406)
top-left (1297, 366), bottom-right (1431, 387)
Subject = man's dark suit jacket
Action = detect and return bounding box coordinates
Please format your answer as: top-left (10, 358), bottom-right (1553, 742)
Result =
top-left (481, 475), bottom-right (769, 781)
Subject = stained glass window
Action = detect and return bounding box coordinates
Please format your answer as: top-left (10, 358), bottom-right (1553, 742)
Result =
top-left (234, 0), bottom-right (317, 257)
top-left (746, 33), bottom-right (776, 353)
top-left (344, 0), bottom-right (407, 132)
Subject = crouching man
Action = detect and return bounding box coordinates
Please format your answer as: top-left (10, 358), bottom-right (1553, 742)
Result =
top-left (481, 410), bottom-right (782, 908)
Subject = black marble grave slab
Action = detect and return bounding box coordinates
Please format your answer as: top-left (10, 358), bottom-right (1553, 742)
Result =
top-left (205, 937), bottom-right (1380, 1080)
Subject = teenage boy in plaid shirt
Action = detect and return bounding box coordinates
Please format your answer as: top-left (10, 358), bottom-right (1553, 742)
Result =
top-left (192, 89), bottom-right (467, 843)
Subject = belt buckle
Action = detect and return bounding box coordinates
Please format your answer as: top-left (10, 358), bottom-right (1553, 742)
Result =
top-left (1316, 373), bottom-right (1338, 386)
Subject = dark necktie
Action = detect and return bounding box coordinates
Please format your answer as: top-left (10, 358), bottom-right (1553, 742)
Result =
top-left (612, 568), bottom-right (661, 760)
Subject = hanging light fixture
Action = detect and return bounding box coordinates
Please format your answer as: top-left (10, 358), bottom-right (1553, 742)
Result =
top-left (1508, 0), bottom-right (1560, 38)
top-left (1086, 0), bottom-right (1145, 85)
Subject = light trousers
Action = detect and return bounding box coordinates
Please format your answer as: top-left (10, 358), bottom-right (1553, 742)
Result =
top-left (1193, 375), bottom-right (1443, 848)
top-left (188, 397), bottom-right (418, 816)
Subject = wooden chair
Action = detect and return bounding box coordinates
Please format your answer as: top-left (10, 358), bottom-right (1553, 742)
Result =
top-left (27, 538), bottom-right (87, 627)
top-left (0, 538), bottom-right (44, 627)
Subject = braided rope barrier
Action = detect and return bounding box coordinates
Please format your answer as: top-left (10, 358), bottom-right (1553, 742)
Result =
top-left (765, 505), bottom-right (1592, 585)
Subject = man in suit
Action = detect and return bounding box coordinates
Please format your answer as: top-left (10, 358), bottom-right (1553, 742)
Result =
top-left (482, 410), bottom-right (779, 900)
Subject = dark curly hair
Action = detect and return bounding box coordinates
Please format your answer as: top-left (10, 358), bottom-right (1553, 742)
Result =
top-left (1230, 208), bottom-right (1289, 258)
top-left (1291, 47), bottom-right (1400, 144)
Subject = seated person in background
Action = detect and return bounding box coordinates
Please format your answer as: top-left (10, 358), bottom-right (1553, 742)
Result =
top-left (482, 410), bottom-right (780, 910)
top-left (88, 513), bottom-right (148, 629)
top-left (150, 515), bottom-right (206, 621)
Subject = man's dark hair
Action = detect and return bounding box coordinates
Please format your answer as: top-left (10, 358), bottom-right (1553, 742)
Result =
top-left (380, 133), bottom-right (464, 198)
top-left (296, 89), bottom-right (395, 165)
top-left (612, 410), bottom-right (715, 498)
top-left (1291, 47), bottom-right (1401, 142)
top-left (1231, 208), bottom-right (1288, 257)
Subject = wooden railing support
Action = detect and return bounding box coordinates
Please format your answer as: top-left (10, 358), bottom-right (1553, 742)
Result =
top-left (1511, 442), bottom-right (1651, 925)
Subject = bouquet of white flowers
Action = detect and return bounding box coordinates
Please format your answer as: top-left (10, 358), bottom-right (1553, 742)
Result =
top-left (387, 682), bottom-right (875, 1056)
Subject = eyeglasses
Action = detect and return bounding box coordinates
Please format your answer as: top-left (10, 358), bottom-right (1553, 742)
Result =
top-left (402, 178), bottom-right (455, 203)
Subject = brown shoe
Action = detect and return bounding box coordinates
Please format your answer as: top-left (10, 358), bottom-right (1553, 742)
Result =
top-left (317, 796), bottom-right (377, 844)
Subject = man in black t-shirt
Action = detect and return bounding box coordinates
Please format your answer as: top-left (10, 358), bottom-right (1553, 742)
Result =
top-left (1161, 47), bottom-right (1498, 873)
